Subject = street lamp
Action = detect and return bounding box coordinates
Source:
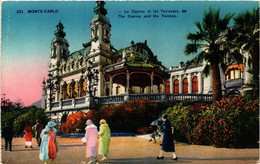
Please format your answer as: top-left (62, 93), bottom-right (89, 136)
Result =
top-left (86, 61), bottom-right (99, 96)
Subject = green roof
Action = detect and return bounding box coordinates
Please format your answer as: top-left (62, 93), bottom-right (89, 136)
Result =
top-left (127, 53), bottom-right (154, 68)
top-left (114, 47), bottom-right (131, 56)
top-left (68, 46), bottom-right (91, 61)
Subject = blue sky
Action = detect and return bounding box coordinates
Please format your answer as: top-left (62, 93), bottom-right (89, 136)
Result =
top-left (1, 1), bottom-right (258, 106)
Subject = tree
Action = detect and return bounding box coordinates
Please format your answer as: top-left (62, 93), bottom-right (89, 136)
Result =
top-left (227, 8), bottom-right (259, 100)
top-left (13, 106), bottom-right (49, 136)
top-left (184, 8), bottom-right (239, 104)
top-left (1, 93), bottom-right (14, 113)
top-left (14, 98), bottom-right (24, 109)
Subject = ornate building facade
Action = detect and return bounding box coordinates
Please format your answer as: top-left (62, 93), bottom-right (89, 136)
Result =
top-left (42, 1), bottom-right (252, 122)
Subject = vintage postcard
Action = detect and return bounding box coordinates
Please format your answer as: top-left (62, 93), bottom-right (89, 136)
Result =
top-left (1, 1), bottom-right (259, 163)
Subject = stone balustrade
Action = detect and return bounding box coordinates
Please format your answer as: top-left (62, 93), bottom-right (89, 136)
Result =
top-left (47, 93), bottom-right (212, 113)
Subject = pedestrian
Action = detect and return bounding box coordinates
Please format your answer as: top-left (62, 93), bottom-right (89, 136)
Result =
top-left (39, 121), bottom-right (58, 164)
top-left (83, 119), bottom-right (98, 164)
top-left (24, 122), bottom-right (33, 148)
top-left (98, 119), bottom-right (111, 161)
top-left (33, 119), bottom-right (44, 146)
top-left (157, 114), bottom-right (177, 160)
top-left (2, 123), bottom-right (14, 151)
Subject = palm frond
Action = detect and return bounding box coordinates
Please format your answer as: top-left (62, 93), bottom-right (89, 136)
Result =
top-left (202, 64), bottom-right (211, 77)
top-left (220, 62), bottom-right (227, 73)
top-left (184, 43), bottom-right (201, 55)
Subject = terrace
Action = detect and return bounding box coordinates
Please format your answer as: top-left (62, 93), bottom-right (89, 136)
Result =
top-left (46, 93), bottom-right (212, 113)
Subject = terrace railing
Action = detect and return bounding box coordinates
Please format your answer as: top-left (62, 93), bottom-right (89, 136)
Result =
top-left (48, 93), bottom-right (212, 112)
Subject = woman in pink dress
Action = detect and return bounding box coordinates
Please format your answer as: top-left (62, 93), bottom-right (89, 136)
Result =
top-left (24, 122), bottom-right (33, 148)
top-left (84, 119), bottom-right (98, 164)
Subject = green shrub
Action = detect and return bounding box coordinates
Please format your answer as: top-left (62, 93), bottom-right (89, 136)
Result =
top-left (166, 97), bottom-right (259, 148)
top-left (61, 99), bottom-right (167, 134)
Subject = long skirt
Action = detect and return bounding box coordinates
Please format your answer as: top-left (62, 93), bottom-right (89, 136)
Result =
top-left (86, 146), bottom-right (97, 158)
top-left (39, 135), bottom-right (49, 162)
top-left (48, 131), bottom-right (57, 159)
top-left (25, 131), bottom-right (32, 146)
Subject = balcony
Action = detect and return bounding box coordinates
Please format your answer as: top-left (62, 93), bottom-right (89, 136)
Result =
top-left (225, 78), bottom-right (243, 89)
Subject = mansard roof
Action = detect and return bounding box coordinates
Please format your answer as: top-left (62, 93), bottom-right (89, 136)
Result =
top-left (68, 45), bottom-right (91, 61)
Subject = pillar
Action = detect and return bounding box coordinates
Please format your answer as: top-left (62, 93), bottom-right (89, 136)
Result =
top-left (198, 72), bottom-right (202, 94)
top-left (109, 76), bottom-right (113, 96)
top-left (188, 74), bottom-right (192, 94)
top-left (179, 76), bottom-right (182, 94)
top-left (126, 71), bottom-right (130, 94)
top-left (170, 76), bottom-right (173, 94)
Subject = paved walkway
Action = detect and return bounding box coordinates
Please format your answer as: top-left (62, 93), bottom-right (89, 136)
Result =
top-left (1, 137), bottom-right (259, 164)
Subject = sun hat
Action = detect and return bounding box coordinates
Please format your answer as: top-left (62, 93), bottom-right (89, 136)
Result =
top-left (100, 119), bottom-right (107, 124)
top-left (47, 121), bottom-right (56, 128)
top-left (86, 119), bottom-right (93, 126)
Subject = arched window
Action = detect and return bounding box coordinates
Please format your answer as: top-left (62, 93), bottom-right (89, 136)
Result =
top-left (183, 78), bottom-right (188, 93)
top-left (165, 81), bottom-right (170, 94)
top-left (73, 82), bottom-right (78, 98)
top-left (63, 83), bottom-right (69, 100)
top-left (173, 79), bottom-right (179, 94)
top-left (66, 85), bottom-right (70, 99)
top-left (192, 76), bottom-right (198, 93)
top-left (80, 80), bottom-right (86, 97)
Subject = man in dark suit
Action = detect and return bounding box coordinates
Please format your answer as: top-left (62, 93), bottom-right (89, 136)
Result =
top-left (2, 123), bottom-right (14, 151)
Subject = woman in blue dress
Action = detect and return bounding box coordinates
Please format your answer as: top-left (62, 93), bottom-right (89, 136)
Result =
top-left (39, 125), bottom-right (50, 163)
top-left (157, 114), bottom-right (178, 160)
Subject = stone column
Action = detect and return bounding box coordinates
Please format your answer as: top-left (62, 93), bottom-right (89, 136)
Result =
top-left (179, 76), bottom-right (183, 94)
top-left (188, 74), bottom-right (192, 94)
top-left (170, 75), bottom-right (173, 94)
top-left (198, 72), bottom-right (202, 94)
top-left (109, 76), bottom-right (113, 96)
top-left (162, 81), bottom-right (165, 94)
top-left (77, 82), bottom-right (80, 97)
top-left (126, 71), bottom-right (130, 94)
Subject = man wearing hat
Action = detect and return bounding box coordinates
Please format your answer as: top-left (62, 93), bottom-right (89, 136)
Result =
top-left (98, 119), bottom-right (111, 161)
top-left (33, 119), bottom-right (44, 146)
top-left (157, 114), bottom-right (178, 160)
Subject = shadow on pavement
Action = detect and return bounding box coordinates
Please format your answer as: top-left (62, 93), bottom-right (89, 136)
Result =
top-left (105, 157), bottom-right (188, 163)
top-left (59, 144), bottom-right (86, 147)
top-left (104, 156), bottom-right (259, 164)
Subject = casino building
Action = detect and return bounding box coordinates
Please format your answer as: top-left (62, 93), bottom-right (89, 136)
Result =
top-left (42, 1), bottom-right (252, 122)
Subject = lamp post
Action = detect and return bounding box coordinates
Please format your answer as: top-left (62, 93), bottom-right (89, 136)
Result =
top-left (86, 61), bottom-right (99, 97)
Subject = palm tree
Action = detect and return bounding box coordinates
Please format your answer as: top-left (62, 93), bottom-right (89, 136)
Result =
top-left (184, 8), bottom-right (238, 104)
top-left (227, 8), bottom-right (259, 100)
